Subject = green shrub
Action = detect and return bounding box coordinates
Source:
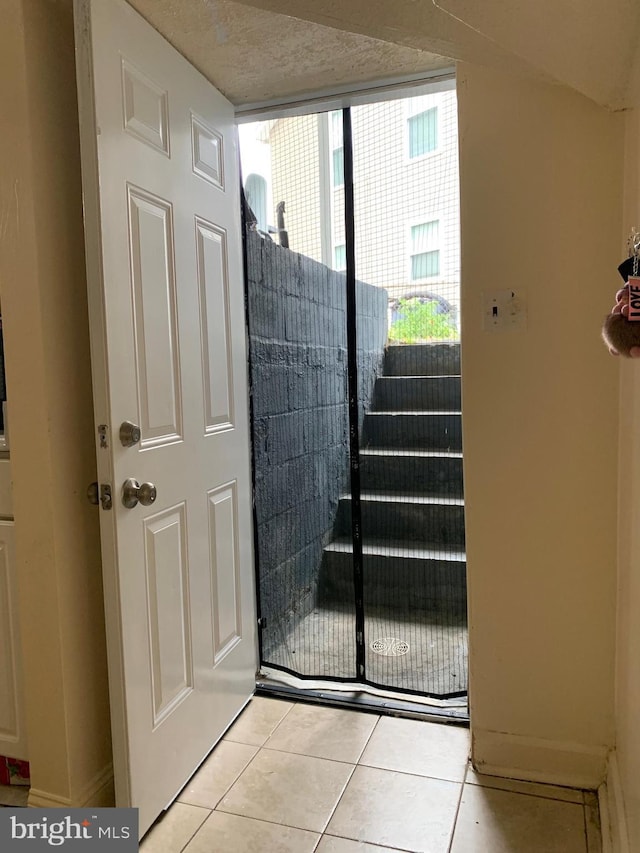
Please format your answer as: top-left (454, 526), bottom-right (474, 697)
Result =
top-left (388, 298), bottom-right (459, 344)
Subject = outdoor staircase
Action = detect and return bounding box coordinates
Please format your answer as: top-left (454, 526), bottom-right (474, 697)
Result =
top-left (318, 343), bottom-right (466, 616)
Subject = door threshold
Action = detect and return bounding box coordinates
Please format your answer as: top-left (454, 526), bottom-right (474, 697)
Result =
top-left (255, 667), bottom-right (469, 725)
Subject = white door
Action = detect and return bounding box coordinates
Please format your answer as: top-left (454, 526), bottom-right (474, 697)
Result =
top-left (74, 0), bottom-right (257, 835)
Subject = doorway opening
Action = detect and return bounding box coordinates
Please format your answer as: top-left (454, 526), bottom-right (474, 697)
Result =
top-left (240, 80), bottom-right (466, 717)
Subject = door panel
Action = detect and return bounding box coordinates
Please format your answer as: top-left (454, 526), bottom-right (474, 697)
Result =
top-left (144, 504), bottom-right (192, 725)
top-left (122, 60), bottom-right (170, 156)
top-left (195, 218), bottom-right (234, 433)
top-left (191, 115), bottom-right (225, 188)
top-left (74, 0), bottom-right (257, 835)
top-left (127, 187), bottom-right (182, 445)
top-left (208, 482), bottom-right (242, 663)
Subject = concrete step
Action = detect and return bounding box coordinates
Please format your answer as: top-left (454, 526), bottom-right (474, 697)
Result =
top-left (318, 537), bottom-right (467, 614)
top-left (384, 344), bottom-right (460, 377)
top-left (335, 492), bottom-right (466, 546)
top-left (359, 448), bottom-right (463, 496)
top-left (373, 376), bottom-right (461, 412)
top-left (363, 411), bottom-right (462, 451)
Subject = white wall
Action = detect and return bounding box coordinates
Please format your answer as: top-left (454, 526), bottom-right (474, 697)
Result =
top-left (0, 0), bottom-right (112, 806)
top-left (457, 62), bottom-right (623, 787)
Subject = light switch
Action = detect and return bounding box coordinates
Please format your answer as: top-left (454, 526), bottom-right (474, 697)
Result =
top-left (483, 289), bottom-right (527, 332)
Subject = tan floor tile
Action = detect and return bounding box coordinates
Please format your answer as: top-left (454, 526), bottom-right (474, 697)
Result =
top-left (140, 803), bottom-right (210, 853)
top-left (177, 740), bottom-right (258, 808)
top-left (360, 716), bottom-right (469, 782)
top-left (326, 765), bottom-right (461, 853)
top-left (450, 784), bottom-right (587, 853)
top-left (465, 765), bottom-right (584, 804)
top-left (217, 748), bottom-right (354, 832)
top-left (265, 703), bottom-right (379, 762)
top-left (184, 811), bottom-right (320, 853)
top-left (584, 792), bottom-right (602, 853)
top-left (223, 696), bottom-right (295, 746)
top-left (317, 836), bottom-right (408, 852)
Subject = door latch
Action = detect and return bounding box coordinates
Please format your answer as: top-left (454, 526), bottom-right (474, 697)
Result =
top-left (86, 482), bottom-right (112, 510)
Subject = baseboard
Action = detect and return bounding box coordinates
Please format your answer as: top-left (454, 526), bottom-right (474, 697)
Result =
top-left (28, 764), bottom-right (114, 809)
top-left (599, 752), bottom-right (629, 853)
top-left (472, 728), bottom-right (608, 790)
top-left (28, 788), bottom-right (73, 808)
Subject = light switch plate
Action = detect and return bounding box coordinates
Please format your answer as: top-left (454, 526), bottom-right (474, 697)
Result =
top-left (483, 289), bottom-right (527, 332)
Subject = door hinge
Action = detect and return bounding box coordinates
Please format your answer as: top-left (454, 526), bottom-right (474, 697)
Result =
top-left (257, 617), bottom-right (267, 630)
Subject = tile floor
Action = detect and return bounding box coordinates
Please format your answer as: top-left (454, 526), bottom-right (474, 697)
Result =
top-left (141, 696), bottom-right (602, 853)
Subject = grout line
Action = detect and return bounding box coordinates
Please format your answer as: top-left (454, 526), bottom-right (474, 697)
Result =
top-left (213, 760), bottom-right (356, 838)
top-left (260, 697), bottom-right (298, 746)
top-left (193, 702), bottom-right (298, 814)
top-left (447, 781), bottom-right (466, 853)
top-left (259, 745), bottom-right (359, 768)
top-left (247, 740), bottom-right (468, 786)
top-left (354, 712), bottom-right (382, 763)
top-left (225, 695), bottom-right (298, 751)
top-left (320, 832), bottom-right (416, 852)
top-left (318, 762), bottom-right (358, 835)
top-left (178, 746), bottom-right (261, 814)
top-left (190, 809), bottom-right (324, 847)
top-left (178, 808), bottom-right (214, 853)
top-left (142, 803), bottom-right (211, 853)
top-left (356, 759), bottom-right (466, 786)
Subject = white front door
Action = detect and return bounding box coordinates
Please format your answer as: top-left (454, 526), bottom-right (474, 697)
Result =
top-left (74, 0), bottom-right (257, 835)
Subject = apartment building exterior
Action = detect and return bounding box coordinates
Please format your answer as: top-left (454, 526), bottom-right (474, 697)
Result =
top-left (240, 86), bottom-right (461, 324)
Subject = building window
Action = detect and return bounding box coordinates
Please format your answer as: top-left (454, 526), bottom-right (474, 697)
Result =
top-left (334, 244), bottom-right (346, 271)
top-left (330, 111), bottom-right (344, 187)
top-left (245, 173), bottom-right (268, 233)
top-left (410, 221), bottom-right (440, 280)
top-left (408, 105), bottom-right (438, 159)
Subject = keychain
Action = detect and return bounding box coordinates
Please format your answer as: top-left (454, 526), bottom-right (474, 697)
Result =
top-left (602, 227), bottom-right (640, 356)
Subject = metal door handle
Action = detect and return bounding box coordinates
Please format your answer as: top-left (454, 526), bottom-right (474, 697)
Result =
top-left (122, 478), bottom-right (157, 509)
top-left (120, 420), bottom-right (141, 447)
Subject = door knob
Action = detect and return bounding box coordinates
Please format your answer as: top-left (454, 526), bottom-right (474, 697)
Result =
top-left (122, 478), bottom-right (157, 509)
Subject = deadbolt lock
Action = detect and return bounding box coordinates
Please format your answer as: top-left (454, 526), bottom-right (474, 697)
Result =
top-left (119, 420), bottom-right (141, 447)
top-left (122, 478), bottom-right (157, 509)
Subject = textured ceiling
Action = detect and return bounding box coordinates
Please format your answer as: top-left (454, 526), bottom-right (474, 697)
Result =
top-left (126, 0), bottom-right (456, 106)
top-left (125, 0), bottom-right (639, 110)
